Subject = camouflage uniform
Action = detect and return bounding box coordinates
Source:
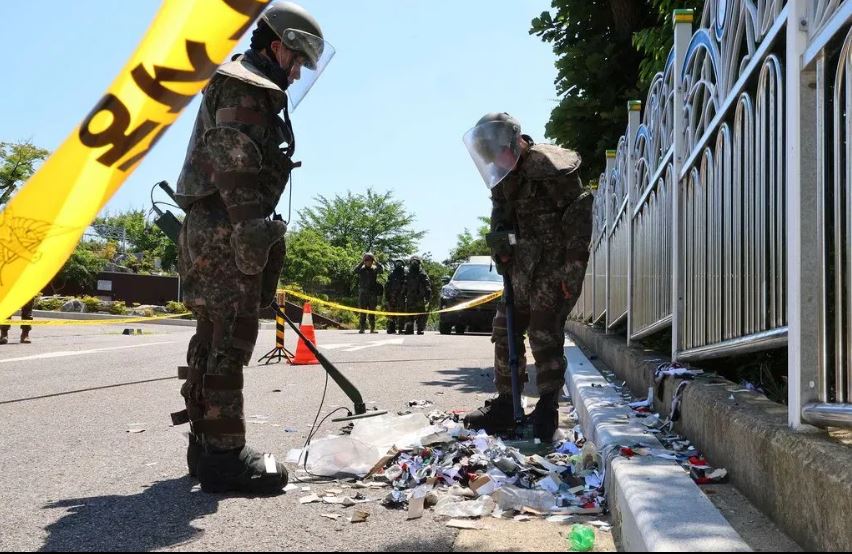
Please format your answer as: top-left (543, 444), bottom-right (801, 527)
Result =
top-left (173, 53), bottom-right (293, 456)
top-left (404, 260), bottom-right (432, 334)
top-left (489, 143), bottom-right (592, 397)
top-left (354, 259), bottom-right (383, 332)
top-left (384, 263), bottom-right (406, 334)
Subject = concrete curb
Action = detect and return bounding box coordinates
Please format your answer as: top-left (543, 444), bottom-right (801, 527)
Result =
top-left (567, 321), bottom-right (852, 552)
top-left (564, 341), bottom-right (751, 552)
top-left (30, 311), bottom-right (277, 329)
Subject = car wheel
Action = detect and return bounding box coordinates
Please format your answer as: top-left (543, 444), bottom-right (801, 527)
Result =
top-left (454, 325), bottom-right (466, 335)
top-left (439, 322), bottom-right (452, 335)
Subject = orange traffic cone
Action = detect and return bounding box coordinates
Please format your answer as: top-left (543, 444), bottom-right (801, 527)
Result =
top-left (291, 302), bottom-right (320, 365)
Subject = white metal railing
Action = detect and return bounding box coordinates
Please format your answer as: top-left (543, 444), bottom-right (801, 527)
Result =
top-left (569, 0), bottom-right (852, 430)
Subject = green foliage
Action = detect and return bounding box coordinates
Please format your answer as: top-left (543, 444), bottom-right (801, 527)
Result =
top-left (93, 210), bottom-right (178, 273)
top-left (109, 302), bottom-right (127, 315)
top-left (633, 1), bottom-right (704, 86)
top-left (82, 296), bottom-right (101, 313)
top-left (297, 188), bottom-right (425, 260)
top-left (0, 140), bottom-right (49, 205)
top-left (165, 301), bottom-right (187, 314)
top-left (282, 228), bottom-right (359, 295)
top-left (530, 0), bottom-right (704, 181)
top-left (55, 246), bottom-right (107, 292)
top-left (35, 296), bottom-right (68, 311)
top-left (445, 216), bottom-right (491, 267)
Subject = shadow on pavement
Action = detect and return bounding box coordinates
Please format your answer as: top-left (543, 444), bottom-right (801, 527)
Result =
top-left (39, 476), bottom-right (216, 552)
top-left (420, 365), bottom-right (539, 396)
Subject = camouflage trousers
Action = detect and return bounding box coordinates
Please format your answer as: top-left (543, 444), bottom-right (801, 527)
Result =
top-left (358, 290), bottom-right (377, 331)
top-left (492, 241), bottom-right (587, 396)
top-left (176, 196), bottom-right (284, 451)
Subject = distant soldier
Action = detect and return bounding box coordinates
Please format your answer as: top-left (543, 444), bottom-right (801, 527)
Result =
top-left (461, 112), bottom-right (592, 442)
top-left (0, 296), bottom-right (35, 344)
top-left (353, 252), bottom-right (384, 333)
top-left (384, 259), bottom-right (407, 334)
top-left (404, 256), bottom-right (431, 335)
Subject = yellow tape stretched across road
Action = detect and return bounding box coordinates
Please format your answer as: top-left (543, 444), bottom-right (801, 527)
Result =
top-left (0, 0), bottom-right (269, 320)
top-left (0, 311), bottom-right (191, 327)
top-left (0, 288), bottom-right (501, 326)
top-left (279, 288), bottom-right (503, 317)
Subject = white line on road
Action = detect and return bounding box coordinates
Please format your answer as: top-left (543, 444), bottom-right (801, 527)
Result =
top-left (0, 341), bottom-right (178, 364)
top-left (342, 338), bottom-right (405, 352)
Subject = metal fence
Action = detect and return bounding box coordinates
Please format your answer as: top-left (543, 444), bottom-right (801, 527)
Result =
top-left (569, 0), bottom-right (852, 430)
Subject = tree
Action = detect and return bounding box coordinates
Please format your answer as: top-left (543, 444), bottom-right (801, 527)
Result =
top-left (0, 141), bottom-right (49, 205)
top-left (530, 0), bottom-right (703, 183)
top-left (445, 216), bottom-right (491, 267)
top-left (93, 210), bottom-right (178, 272)
top-left (53, 243), bottom-right (107, 292)
top-left (297, 188), bottom-right (425, 260)
top-left (281, 228), bottom-right (357, 294)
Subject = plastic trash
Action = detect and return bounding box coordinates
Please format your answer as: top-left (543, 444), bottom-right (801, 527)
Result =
top-left (491, 485), bottom-right (557, 513)
top-left (350, 413), bottom-right (431, 450)
top-left (434, 495), bottom-right (496, 518)
top-left (304, 436), bottom-right (384, 478)
top-left (568, 524), bottom-right (596, 552)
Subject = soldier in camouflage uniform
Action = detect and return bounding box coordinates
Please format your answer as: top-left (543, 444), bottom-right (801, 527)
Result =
top-left (461, 113), bottom-right (592, 442)
top-left (354, 252), bottom-right (383, 334)
top-left (384, 259), bottom-right (407, 334)
top-left (171, 1), bottom-right (334, 495)
top-left (404, 256), bottom-right (432, 335)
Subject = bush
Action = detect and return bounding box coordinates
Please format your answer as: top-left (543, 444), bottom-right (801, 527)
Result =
top-left (82, 296), bottom-right (101, 313)
top-left (165, 301), bottom-right (187, 314)
top-left (35, 296), bottom-right (68, 311)
top-left (108, 302), bottom-right (127, 315)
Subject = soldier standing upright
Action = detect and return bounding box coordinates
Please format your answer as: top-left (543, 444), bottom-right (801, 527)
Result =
top-left (404, 256), bottom-right (432, 335)
top-left (354, 252), bottom-right (383, 334)
top-left (171, 1), bottom-right (335, 495)
top-left (384, 259), bottom-right (407, 334)
top-left (461, 113), bottom-right (593, 442)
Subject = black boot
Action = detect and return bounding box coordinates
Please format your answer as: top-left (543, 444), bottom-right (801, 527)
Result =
top-left (197, 445), bottom-right (288, 495)
top-left (463, 394), bottom-right (514, 434)
top-left (532, 390), bottom-right (560, 443)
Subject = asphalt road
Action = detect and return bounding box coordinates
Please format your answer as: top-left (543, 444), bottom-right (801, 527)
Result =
top-left (0, 323), bottom-right (518, 552)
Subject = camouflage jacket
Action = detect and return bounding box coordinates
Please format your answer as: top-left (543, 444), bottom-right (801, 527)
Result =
top-left (490, 143), bottom-right (592, 273)
top-left (354, 262), bottom-right (384, 293)
top-left (175, 53), bottom-right (294, 218)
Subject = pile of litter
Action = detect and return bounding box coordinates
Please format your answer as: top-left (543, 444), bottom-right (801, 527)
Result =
top-left (610, 363), bottom-right (728, 486)
top-left (286, 409), bottom-right (608, 527)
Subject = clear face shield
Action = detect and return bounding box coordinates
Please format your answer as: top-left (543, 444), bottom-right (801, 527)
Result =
top-left (463, 121), bottom-right (522, 189)
top-left (282, 29), bottom-right (335, 109)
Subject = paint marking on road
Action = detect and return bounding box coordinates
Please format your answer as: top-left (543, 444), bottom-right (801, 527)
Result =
top-left (0, 341), bottom-right (177, 364)
top-left (342, 338), bottom-right (405, 352)
top-left (318, 343), bottom-right (355, 350)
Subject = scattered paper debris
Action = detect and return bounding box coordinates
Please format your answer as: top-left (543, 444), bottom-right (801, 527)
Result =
top-left (320, 513), bottom-right (341, 521)
top-left (300, 494), bottom-right (321, 504)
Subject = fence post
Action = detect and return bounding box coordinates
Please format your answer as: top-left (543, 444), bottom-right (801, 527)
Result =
top-left (786, 0), bottom-right (821, 429)
top-left (626, 101), bottom-right (642, 345)
top-left (601, 152), bottom-right (615, 330)
top-left (671, 10), bottom-right (693, 361)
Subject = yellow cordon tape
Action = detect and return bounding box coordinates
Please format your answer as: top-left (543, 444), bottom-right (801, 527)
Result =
top-left (0, 288), bottom-right (501, 326)
top-left (0, 312), bottom-right (191, 327)
top-left (0, 0), bottom-right (268, 320)
top-left (279, 288), bottom-right (503, 317)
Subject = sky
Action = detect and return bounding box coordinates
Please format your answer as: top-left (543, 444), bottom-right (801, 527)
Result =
top-left (0, 0), bottom-right (559, 261)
